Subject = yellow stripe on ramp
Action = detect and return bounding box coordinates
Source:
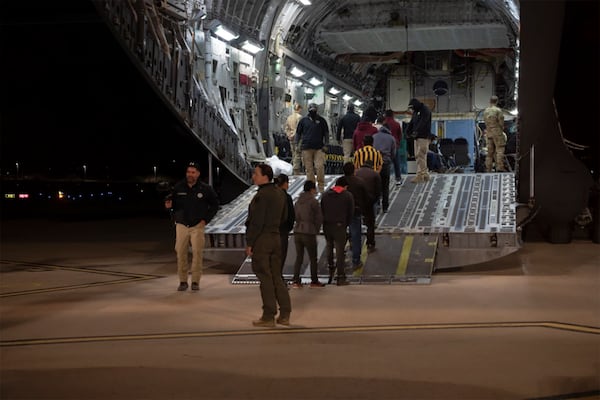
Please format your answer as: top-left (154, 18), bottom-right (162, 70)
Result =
top-left (396, 236), bottom-right (414, 275)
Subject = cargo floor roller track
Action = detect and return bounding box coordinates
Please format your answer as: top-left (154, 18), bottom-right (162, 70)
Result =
top-left (205, 173), bottom-right (519, 285)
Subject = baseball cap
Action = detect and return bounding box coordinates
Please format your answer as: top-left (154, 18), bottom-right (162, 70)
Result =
top-left (187, 161), bottom-right (201, 172)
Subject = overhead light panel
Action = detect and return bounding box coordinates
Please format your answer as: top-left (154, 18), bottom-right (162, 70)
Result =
top-left (240, 40), bottom-right (263, 54)
top-left (211, 22), bottom-right (239, 42)
top-left (308, 77), bottom-right (323, 86)
top-left (328, 86), bottom-right (341, 95)
top-left (290, 66), bottom-right (306, 77)
top-left (298, 0), bottom-right (312, 5)
top-left (353, 99), bottom-right (363, 106)
top-left (343, 94), bottom-right (353, 101)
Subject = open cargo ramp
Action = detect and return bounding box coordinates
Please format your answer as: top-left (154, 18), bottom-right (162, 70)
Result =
top-left (205, 173), bottom-right (519, 285)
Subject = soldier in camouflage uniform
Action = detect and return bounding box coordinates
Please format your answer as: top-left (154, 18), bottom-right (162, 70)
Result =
top-left (483, 96), bottom-right (507, 172)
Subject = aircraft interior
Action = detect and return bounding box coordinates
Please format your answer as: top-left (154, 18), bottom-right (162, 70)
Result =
top-left (92, 0), bottom-right (598, 279)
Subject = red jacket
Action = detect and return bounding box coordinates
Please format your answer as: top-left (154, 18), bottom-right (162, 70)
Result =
top-left (384, 116), bottom-right (402, 146)
top-left (352, 122), bottom-right (378, 150)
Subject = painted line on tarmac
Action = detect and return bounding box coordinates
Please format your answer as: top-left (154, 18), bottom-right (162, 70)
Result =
top-left (2, 321), bottom-right (598, 347)
top-left (0, 260), bottom-right (163, 297)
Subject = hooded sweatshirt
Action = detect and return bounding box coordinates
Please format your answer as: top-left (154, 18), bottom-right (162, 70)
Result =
top-left (320, 185), bottom-right (354, 227)
top-left (353, 121), bottom-right (378, 151)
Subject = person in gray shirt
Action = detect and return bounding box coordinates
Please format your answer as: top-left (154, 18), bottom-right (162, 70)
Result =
top-left (373, 118), bottom-right (396, 212)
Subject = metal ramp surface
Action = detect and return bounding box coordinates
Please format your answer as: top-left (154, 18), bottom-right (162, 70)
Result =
top-left (349, 235), bottom-right (438, 284)
top-left (205, 172), bottom-right (520, 285)
top-left (231, 234), bottom-right (437, 285)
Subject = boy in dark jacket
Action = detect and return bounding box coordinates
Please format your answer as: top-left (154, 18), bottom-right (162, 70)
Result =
top-left (320, 176), bottom-right (354, 285)
top-left (343, 162), bottom-right (370, 269)
top-left (355, 159), bottom-right (382, 252)
top-left (292, 180), bottom-right (324, 288)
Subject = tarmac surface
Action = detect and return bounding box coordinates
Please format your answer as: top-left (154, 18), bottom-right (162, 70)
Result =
top-left (1, 217), bottom-right (599, 399)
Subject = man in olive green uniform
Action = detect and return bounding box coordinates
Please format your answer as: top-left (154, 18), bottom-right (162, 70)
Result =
top-left (245, 163), bottom-right (292, 327)
top-left (483, 95), bottom-right (507, 172)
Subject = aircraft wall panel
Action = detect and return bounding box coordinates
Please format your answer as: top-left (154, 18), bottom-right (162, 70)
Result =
top-left (472, 63), bottom-right (494, 110)
top-left (388, 77), bottom-right (411, 112)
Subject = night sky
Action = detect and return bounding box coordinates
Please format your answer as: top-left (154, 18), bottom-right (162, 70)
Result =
top-left (0, 0), bottom-right (206, 181)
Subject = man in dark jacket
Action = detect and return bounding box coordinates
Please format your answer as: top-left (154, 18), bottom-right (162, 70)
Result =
top-left (355, 159), bottom-right (382, 252)
top-left (320, 176), bottom-right (354, 285)
top-left (246, 164), bottom-right (292, 327)
top-left (373, 120), bottom-right (396, 213)
top-left (292, 180), bottom-right (323, 288)
top-left (343, 162), bottom-right (370, 269)
top-left (165, 162), bottom-right (220, 292)
top-left (336, 104), bottom-right (360, 163)
top-left (296, 103), bottom-right (329, 192)
top-left (275, 174), bottom-right (295, 282)
top-left (406, 98), bottom-right (432, 183)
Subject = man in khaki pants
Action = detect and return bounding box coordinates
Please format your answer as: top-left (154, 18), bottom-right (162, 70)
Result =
top-left (165, 162), bottom-right (219, 291)
top-left (296, 103), bottom-right (329, 192)
top-left (406, 98), bottom-right (432, 183)
top-left (483, 95), bottom-right (507, 172)
top-left (284, 104), bottom-right (303, 175)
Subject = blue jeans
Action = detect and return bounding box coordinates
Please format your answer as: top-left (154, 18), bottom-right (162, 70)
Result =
top-left (349, 214), bottom-right (362, 265)
top-left (380, 162), bottom-right (391, 211)
top-left (393, 148), bottom-right (402, 181)
top-left (399, 139), bottom-right (408, 174)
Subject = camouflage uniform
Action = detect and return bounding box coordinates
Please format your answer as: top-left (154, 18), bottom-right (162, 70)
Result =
top-left (483, 104), bottom-right (507, 172)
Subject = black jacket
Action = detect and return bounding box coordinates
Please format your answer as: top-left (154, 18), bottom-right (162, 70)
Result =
top-left (280, 191), bottom-right (295, 233)
top-left (296, 114), bottom-right (329, 150)
top-left (406, 99), bottom-right (432, 139)
top-left (170, 180), bottom-right (219, 226)
top-left (320, 186), bottom-right (354, 227)
top-left (245, 183), bottom-right (287, 247)
top-left (336, 111), bottom-right (360, 141)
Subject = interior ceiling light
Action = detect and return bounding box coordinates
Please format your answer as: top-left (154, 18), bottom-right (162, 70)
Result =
top-left (342, 94), bottom-right (353, 101)
top-left (213, 24), bottom-right (239, 42)
top-left (328, 86), bottom-right (341, 95)
top-left (308, 77), bottom-right (323, 86)
top-left (298, 0), bottom-right (312, 5)
top-left (290, 66), bottom-right (306, 77)
top-left (353, 99), bottom-right (363, 106)
top-left (240, 40), bottom-right (263, 54)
